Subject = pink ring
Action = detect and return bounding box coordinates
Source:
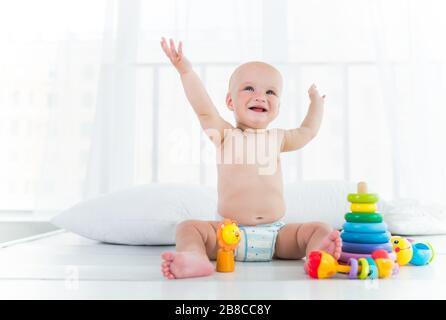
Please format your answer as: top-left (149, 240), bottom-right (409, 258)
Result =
top-left (348, 258), bottom-right (358, 279)
top-left (340, 251), bottom-right (396, 263)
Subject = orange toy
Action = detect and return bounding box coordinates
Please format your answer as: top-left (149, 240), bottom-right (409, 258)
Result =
top-left (216, 219), bottom-right (241, 272)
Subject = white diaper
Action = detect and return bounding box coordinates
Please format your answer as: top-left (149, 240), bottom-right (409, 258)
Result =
top-left (235, 221), bottom-right (285, 262)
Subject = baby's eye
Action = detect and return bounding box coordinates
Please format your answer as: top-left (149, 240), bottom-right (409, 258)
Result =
top-left (243, 86), bottom-right (254, 92)
top-left (266, 90), bottom-right (276, 96)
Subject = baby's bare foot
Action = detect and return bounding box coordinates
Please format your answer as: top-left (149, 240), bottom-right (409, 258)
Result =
top-left (318, 230), bottom-right (342, 260)
top-left (161, 251), bottom-right (214, 279)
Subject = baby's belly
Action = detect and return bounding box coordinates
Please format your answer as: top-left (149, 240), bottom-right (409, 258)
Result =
top-left (217, 173), bottom-right (286, 225)
top-left (218, 195), bottom-right (285, 226)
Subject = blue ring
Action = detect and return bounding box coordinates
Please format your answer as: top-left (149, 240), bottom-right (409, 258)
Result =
top-left (366, 257), bottom-right (378, 279)
top-left (343, 222), bottom-right (388, 233)
top-left (342, 241), bottom-right (393, 254)
top-left (341, 231), bottom-right (391, 244)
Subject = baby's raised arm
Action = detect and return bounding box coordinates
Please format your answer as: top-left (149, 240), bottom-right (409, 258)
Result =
top-left (160, 38), bottom-right (233, 146)
top-left (280, 84), bottom-right (325, 152)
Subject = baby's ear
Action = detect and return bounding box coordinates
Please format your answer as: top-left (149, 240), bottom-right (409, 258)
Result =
top-left (225, 92), bottom-right (234, 111)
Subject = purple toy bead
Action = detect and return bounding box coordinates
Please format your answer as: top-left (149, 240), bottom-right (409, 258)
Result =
top-left (348, 258), bottom-right (358, 279)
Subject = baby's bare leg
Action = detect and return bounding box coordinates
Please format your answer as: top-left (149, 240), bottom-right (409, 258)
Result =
top-left (274, 222), bottom-right (342, 260)
top-left (161, 220), bottom-right (220, 279)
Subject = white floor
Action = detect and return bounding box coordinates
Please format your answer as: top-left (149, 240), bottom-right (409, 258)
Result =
top-left (0, 230), bottom-right (445, 299)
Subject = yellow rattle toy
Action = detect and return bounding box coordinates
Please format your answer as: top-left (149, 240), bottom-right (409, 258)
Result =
top-left (216, 219), bottom-right (241, 272)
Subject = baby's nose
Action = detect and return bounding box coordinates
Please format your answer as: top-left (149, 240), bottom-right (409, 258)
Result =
top-left (255, 97), bottom-right (266, 102)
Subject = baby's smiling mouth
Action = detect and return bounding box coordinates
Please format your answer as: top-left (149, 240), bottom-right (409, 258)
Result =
top-left (248, 105), bottom-right (268, 113)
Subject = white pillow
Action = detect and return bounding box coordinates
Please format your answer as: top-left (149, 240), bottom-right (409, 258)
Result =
top-left (51, 183), bottom-right (217, 245)
top-left (381, 199), bottom-right (446, 235)
top-left (56, 180), bottom-right (445, 245)
top-left (52, 181), bottom-right (359, 245)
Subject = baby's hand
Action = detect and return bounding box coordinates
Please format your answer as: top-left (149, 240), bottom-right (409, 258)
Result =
top-left (308, 84), bottom-right (326, 105)
top-left (160, 37), bottom-right (192, 75)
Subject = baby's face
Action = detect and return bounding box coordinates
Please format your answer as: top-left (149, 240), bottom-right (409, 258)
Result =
top-left (226, 62), bottom-right (282, 129)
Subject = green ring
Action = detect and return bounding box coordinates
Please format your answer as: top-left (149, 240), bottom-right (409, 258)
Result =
top-left (358, 258), bottom-right (370, 280)
top-left (344, 212), bottom-right (383, 223)
top-left (427, 243), bottom-right (435, 264)
top-left (347, 193), bottom-right (379, 204)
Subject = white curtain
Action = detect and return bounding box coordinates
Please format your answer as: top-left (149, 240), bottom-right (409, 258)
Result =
top-left (2, 0), bottom-right (444, 218)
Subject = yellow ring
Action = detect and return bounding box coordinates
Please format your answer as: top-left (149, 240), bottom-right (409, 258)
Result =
top-left (358, 258), bottom-right (370, 280)
top-left (351, 203), bottom-right (377, 213)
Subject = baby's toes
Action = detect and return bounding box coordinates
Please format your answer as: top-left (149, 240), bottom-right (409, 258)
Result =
top-left (162, 267), bottom-right (175, 279)
top-left (161, 251), bottom-right (175, 261)
top-left (161, 265), bottom-right (170, 273)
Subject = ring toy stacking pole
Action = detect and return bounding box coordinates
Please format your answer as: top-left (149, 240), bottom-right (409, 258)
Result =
top-left (216, 219), bottom-right (241, 272)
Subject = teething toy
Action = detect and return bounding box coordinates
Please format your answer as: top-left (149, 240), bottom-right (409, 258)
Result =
top-left (391, 236), bottom-right (434, 266)
top-left (216, 219), bottom-right (241, 272)
top-left (307, 249), bottom-right (396, 280)
top-left (390, 236), bottom-right (413, 265)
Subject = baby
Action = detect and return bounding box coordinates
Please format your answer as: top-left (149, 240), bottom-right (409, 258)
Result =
top-left (160, 38), bottom-right (341, 279)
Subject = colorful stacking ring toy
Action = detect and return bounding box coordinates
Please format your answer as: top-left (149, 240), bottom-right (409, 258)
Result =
top-left (341, 231), bottom-right (391, 244)
top-left (342, 241), bottom-right (393, 254)
top-left (344, 212), bottom-right (383, 223)
top-left (343, 222), bottom-right (387, 233)
top-left (350, 203), bottom-right (377, 213)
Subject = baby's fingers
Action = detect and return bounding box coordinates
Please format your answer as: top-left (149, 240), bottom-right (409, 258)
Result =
top-left (169, 38), bottom-right (179, 58)
top-left (160, 37), bottom-right (172, 57)
top-left (308, 83), bottom-right (317, 92)
top-left (178, 41), bottom-right (183, 57)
